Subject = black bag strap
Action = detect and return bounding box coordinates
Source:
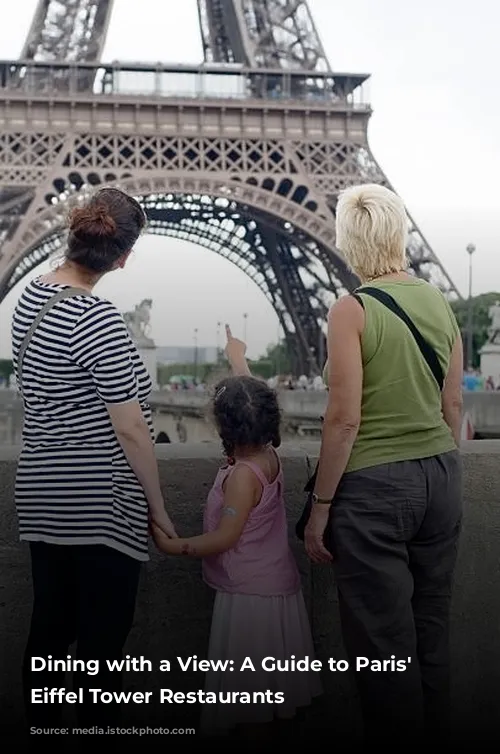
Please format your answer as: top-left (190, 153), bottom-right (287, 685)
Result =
top-left (17, 286), bottom-right (90, 386)
top-left (352, 286), bottom-right (444, 391)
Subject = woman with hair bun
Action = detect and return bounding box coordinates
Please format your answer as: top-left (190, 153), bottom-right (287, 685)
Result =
top-left (11, 187), bottom-right (177, 730)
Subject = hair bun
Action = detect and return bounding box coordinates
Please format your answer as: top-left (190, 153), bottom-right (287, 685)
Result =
top-left (69, 204), bottom-right (117, 239)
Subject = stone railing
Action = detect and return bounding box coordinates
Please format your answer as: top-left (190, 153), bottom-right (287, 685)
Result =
top-left (0, 441), bottom-right (499, 745)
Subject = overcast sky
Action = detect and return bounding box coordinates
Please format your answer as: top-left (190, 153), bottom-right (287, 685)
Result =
top-left (0, 0), bottom-right (498, 358)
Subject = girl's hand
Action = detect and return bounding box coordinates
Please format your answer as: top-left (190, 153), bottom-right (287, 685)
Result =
top-left (304, 505), bottom-right (333, 563)
top-left (224, 324), bottom-right (251, 377)
top-left (224, 324), bottom-right (246, 365)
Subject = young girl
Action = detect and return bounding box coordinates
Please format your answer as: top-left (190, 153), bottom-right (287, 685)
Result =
top-left (152, 325), bottom-right (322, 736)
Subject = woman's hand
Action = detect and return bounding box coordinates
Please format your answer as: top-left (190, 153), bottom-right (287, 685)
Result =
top-left (304, 505), bottom-right (333, 563)
top-left (150, 508), bottom-right (178, 539)
top-left (150, 521), bottom-right (179, 553)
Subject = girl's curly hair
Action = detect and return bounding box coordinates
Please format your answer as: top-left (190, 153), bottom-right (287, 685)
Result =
top-left (212, 375), bottom-right (281, 457)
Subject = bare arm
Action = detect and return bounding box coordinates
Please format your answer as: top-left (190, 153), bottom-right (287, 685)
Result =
top-left (305, 296), bottom-right (363, 563)
top-left (107, 402), bottom-right (176, 537)
top-left (69, 302), bottom-right (176, 538)
top-left (152, 464), bottom-right (259, 557)
top-left (313, 296), bottom-right (363, 500)
top-left (441, 336), bottom-right (464, 446)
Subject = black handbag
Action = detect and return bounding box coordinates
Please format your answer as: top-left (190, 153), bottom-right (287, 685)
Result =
top-left (295, 286), bottom-right (444, 546)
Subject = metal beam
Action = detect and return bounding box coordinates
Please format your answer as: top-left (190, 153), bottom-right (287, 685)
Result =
top-left (197, 0), bottom-right (330, 70)
top-left (20, 0), bottom-right (115, 63)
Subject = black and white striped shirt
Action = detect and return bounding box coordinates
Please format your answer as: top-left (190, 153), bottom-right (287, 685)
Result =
top-left (11, 278), bottom-right (153, 561)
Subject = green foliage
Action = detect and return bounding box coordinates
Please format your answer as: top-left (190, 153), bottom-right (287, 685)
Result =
top-left (248, 359), bottom-right (274, 380)
top-left (156, 340), bottom-right (292, 386)
top-left (450, 292), bottom-right (500, 368)
top-left (157, 362), bottom-right (218, 386)
top-left (257, 341), bottom-right (292, 375)
top-left (0, 359), bottom-right (14, 387)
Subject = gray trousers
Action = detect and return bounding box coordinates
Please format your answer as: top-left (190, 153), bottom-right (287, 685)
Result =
top-left (330, 450), bottom-right (462, 747)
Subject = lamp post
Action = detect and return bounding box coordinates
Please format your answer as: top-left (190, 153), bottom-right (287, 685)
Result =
top-left (466, 243), bottom-right (476, 369)
top-left (193, 328), bottom-right (199, 380)
top-left (216, 321), bottom-right (221, 362)
top-left (243, 312), bottom-right (248, 342)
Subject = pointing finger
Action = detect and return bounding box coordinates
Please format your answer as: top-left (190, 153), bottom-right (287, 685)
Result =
top-left (225, 324), bottom-right (232, 339)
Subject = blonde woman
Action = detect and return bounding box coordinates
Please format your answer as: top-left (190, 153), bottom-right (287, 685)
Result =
top-left (304, 184), bottom-right (463, 746)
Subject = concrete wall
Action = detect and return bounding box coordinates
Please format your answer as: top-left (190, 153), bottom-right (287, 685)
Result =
top-left (1, 442), bottom-right (500, 746)
top-left (147, 388), bottom-right (330, 421)
top-left (152, 413), bottom-right (218, 444)
top-left (4, 389), bottom-right (500, 440)
top-left (463, 391), bottom-right (500, 437)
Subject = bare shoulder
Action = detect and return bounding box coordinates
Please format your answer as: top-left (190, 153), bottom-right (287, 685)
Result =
top-left (226, 463), bottom-right (262, 490)
top-left (328, 294), bottom-right (364, 328)
top-left (223, 462), bottom-right (262, 508)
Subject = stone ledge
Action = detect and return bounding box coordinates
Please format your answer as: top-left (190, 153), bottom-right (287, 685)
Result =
top-left (0, 439), bottom-right (499, 462)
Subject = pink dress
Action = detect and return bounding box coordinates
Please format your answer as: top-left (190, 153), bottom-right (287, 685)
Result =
top-left (200, 453), bottom-right (322, 734)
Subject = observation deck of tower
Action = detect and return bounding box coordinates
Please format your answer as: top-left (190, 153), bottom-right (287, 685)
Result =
top-left (0, 0), bottom-right (461, 374)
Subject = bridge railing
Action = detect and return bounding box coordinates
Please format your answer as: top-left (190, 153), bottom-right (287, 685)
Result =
top-left (0, 59), bottom-right (370, 109)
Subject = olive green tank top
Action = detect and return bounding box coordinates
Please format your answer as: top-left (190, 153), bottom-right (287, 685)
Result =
top-left (323, 279), bottom-right (460, 474)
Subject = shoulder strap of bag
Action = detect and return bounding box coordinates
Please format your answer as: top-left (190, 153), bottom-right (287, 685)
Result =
top-left (17, 287), bottom-right (91, 381)
top-left (352, 286), bottom-right (444, 391)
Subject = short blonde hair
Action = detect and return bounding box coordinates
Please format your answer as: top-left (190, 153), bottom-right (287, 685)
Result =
top-left (335, 184), bottom-right (409, 281)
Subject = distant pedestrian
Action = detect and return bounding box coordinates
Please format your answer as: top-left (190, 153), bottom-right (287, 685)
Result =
top-left (303, 184), bottom-right (463, 747)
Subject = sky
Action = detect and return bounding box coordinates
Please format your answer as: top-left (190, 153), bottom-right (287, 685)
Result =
top-left (0, 0), bottom-right (499, 358)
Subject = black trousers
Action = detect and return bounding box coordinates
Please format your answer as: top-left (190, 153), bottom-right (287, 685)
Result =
top-left (330, 451), bottom-right (462, 748)
top-left (23, 542), bottom-right (141, 729)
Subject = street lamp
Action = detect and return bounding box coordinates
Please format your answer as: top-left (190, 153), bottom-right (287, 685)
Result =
top-left (275, 320), bottom-right (281, 376)
top-left (243, 313), bottom-right (248, 342)
top-left (193, 328), bottom-right (199, 380)
top-left (466, 243), bottom-right (476, 370)
top-left (216, 321), bottom-right (221, 362)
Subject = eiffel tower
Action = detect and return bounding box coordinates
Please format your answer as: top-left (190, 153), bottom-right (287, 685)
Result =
top-left (0, 0), bottom-right (460, 374)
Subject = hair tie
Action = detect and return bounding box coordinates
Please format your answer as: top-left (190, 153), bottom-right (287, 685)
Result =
top-left (214, 386), bottom-right (226, 401)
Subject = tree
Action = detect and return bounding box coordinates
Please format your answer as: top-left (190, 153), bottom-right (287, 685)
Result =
top-left (450, 292), bottom-right (500, 368)
top-left (156, 362), bottom-right (218, 387)
top-left (155, 340), bottom-right (293, 386)
top-left (249, 340), bottom-right (293, 378)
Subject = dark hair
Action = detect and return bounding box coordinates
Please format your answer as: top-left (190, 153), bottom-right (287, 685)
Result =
top-left (212, 375), bottom-right (281, 457)
top-left (66, 187), bottom-right (146, 273)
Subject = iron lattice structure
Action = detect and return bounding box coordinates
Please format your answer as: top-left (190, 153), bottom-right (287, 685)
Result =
top-left (0, 0), bottom-right (460, 374)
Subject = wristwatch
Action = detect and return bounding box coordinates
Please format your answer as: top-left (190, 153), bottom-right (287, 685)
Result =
top-left (312, 493), bottom-right (332, 505)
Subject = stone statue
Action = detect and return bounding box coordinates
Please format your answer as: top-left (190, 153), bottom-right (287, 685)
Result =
top-left (488, 301), bottom-right (500, 343)
top-left (123, 298), bottom-right (154, 346)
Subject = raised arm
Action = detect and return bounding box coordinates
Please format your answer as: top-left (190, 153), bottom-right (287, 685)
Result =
top-left (151, 464), bottom-right (260, 557)
top-left (224, 324), bottom-right (251, 376)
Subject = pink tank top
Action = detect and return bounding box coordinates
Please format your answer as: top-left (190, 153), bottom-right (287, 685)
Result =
top-left (202, 455), bottom-right (301, 597)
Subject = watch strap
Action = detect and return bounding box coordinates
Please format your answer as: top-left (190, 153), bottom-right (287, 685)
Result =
top-left (312, 493), bottom-right (331, 505)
